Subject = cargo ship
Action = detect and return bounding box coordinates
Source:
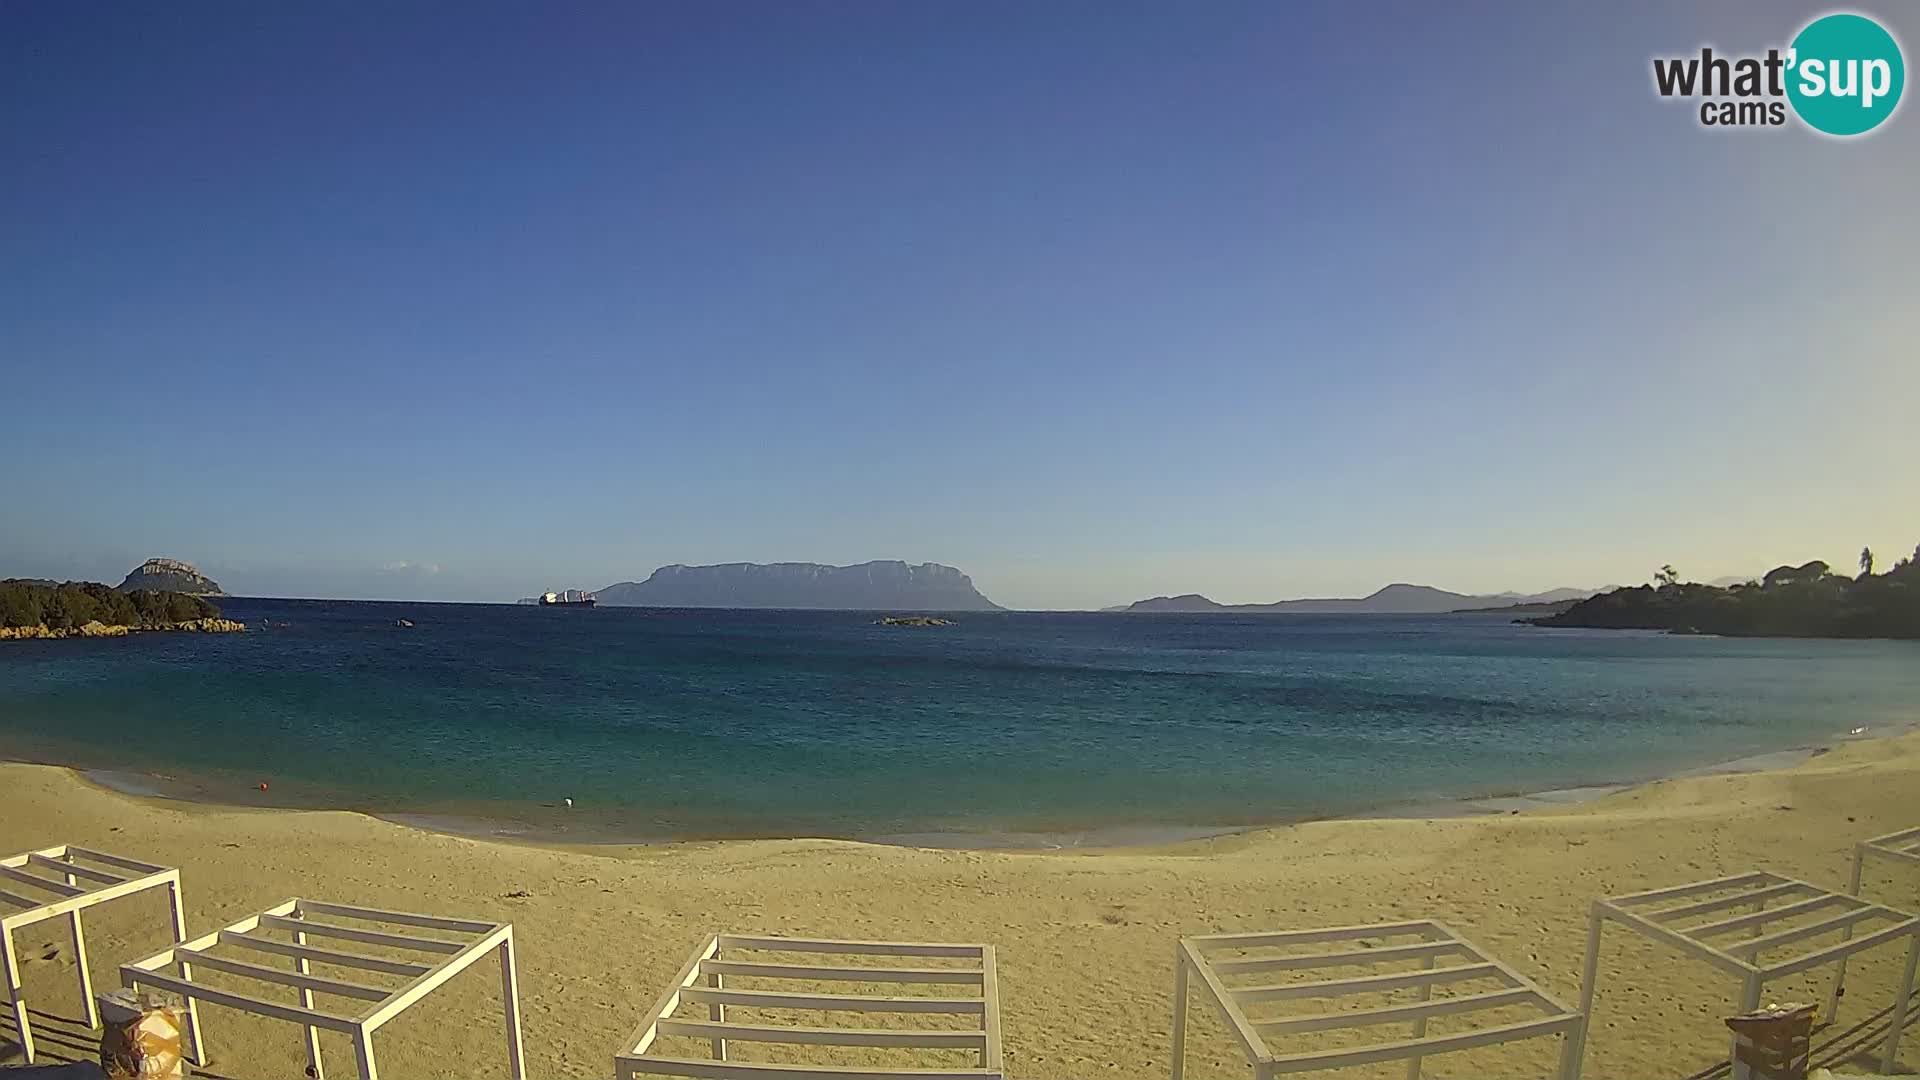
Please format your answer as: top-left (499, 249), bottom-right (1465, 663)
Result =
top-left (539, 590), bottom-right (596, 607)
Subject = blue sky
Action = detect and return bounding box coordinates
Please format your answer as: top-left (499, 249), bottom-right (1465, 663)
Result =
top-left (3, 2), bottom-right (1916, 608)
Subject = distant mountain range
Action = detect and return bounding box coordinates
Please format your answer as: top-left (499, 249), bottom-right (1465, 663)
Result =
top-left (119, 558), bottom-right (225, 596)
top-left (593, 560), bottom-right (1002, 611)
top-left (1111, 583), bottom-right (1598, 614)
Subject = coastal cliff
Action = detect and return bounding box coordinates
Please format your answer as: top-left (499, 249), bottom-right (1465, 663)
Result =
top-left (119, 557), bottom-right (225, 595)
top-left (597, 560), bottom-right (1002, 611)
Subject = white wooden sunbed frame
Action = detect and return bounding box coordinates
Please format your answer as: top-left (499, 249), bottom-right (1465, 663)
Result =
top-left (1828, 827), bottom-right (1920, 1027)
top-left (616, 933), bottom-right (1004, 1080)
top-left (120, 897), bottom-right (525, 1080)
top-left (1172, 920), bottom-right (1585, 1079)
top-left (1576, 870), bottom-right (1920, 1079)
top-left (1, 844), bottom-right (198, 1064)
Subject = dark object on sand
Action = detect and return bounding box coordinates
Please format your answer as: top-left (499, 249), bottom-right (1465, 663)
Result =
top-left (1726, 1001), bottom-right (1815, 1080)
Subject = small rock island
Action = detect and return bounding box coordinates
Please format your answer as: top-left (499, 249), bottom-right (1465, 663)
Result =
top-left (1, 575), bottom-right (244, 641)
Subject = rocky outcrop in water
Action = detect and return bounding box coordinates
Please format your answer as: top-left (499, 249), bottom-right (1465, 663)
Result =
top-left (597, 561), bottom-right (1002, 611)
top-left (0, 617), bottom-right (243, 641)
top-left (119, 558), bottom-right (225, 595)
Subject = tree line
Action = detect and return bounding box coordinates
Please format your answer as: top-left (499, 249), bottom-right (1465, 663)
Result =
top-left (1530, 543), bottom-right (1920, 639)
top-left (0, 579), bottom-right (222, 630)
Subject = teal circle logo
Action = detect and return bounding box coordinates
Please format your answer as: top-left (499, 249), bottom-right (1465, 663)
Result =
top-left (1787, 13), bottom-right (1905, 136)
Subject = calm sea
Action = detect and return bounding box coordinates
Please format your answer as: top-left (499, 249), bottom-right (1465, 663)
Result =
top-left (1, 598), bottom-right (1915, 844)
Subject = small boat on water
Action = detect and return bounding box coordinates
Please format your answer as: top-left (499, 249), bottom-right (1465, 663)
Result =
top-left (540, 590), bottom-right (596, 607)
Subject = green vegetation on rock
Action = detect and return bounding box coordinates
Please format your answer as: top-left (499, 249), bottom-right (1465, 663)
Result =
top-left (1528, 547), bottom-right (1920, 639)
top-left (1, 579), bottom-right (223, 631)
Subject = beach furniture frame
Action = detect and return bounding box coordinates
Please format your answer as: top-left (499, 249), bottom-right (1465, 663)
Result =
top-left (120, 897), bottom-right (525, 1080)
top-left (1172, 920), bottom-right (1585, 1080)
top-left (1828, 827), bottom-right (1920, 1026)
top-left (0, 844), bottom-right (197, 1065)
top-left (1575, 870), bottom-right (1920, 1078)
top-left (616, 933), bottom-right (1004, 1080)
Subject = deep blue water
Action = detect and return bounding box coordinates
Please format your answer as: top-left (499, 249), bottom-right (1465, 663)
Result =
top-left (1, 598), bottom-right (1916, 841)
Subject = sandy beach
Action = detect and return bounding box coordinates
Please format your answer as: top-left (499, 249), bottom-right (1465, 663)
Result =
top-left (4, 732), bottom-right (1918, 1080)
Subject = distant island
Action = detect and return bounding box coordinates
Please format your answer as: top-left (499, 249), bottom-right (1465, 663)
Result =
top-left (593, 561), bottom-right (1002, 611)
top-left (1529, 549), bottom-right (1920, 639)
top-left (1115, 584), bottom-right (1595, 615)
top-left (119, 557), bottom-right (225, 595)
top-left (1, 579), bottom-right (243, 640)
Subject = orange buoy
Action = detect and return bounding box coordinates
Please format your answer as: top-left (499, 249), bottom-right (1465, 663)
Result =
top-left (258, 782), bottom-right (269, 791)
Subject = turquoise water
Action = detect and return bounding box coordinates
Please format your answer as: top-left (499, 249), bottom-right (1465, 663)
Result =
top-left (1, 599), bottom-right (1915, 842)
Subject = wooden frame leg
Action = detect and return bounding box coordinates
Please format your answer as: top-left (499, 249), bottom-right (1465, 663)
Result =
top-left (1558, 1013), bottom-right (1588, 1080)
top-left (1405, 953), bottom-right (1436, 1080)
top-left (60, 856), bottom-right (99, 1030)
top-left (2, 927), bottom-right (33, 1064)
top-left (1828, 846), bottom-right (1866, 1027)
top-left (1883, 932), bottom-right (1920, 1074)
top-left (165, 879), bottom-right (207, 1065)
top-left (353, 1024), bottom-right (379, 1080)
top-left (1170, 943), bottom-right (1188, 1080)
top-left (295, 926), bottom-right (324, 1080)
top-left (1730, 974), bottom-right (1763, 1080)
top-left (499, 936), bottom-right (527, 1080)
top-left (1571, 909), bottom-right (1604, 1077)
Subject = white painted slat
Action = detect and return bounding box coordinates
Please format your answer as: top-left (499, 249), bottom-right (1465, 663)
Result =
top-left (657, 1020), bottom-right (985, 1049)
top-left (716, 935), bottom-right (985, 958)
top-left (627, 935), bottom-right (718, 1056)
top-left (1189, 921), bottom-right (1437, 950)
top-left (1599, 906), bottom-right (1754, 977)
top-left (1265, 1014), bottom-right (1580, 1073)
top-left (619, 1059), bottom-right (997, 1079)
top-left (219, 931), bottom-right (435, 977)
top-left (1647, 882), bottom-right (1809, 922)
top-left (1251, 987), bottom-right (1542, 1034)
top-left (1211, 940), bottom-right (1469, 975)
top-left (1767, 919), bottom-right (1920, 979)
top-left (1690, 894), bottom-right (1856, 938)
top-left (60, 846), bottom-right (171, 875)
top-left (125, 968), bottom-right (360, 1032)
top-left (362, 925), bottom-right (512, 1028)
top-left (26, 853), bottom-right (126, 885)
top-left (1231, 963), bottom-right (1502, 1003)
top-left (295, 898), bottom-right (498, 934)
top-left (681, 987), bottom-right (985, 1014)
top-left (1727, 908), bottom-right (1885, 958)
top-left (178, 951), bottom-right (391, 1001)
top-left (1609, 872), bottom-right (1776, 906)
top-left (701, 960), bottom-right (983, 984)
top-left (259, 913), bottom-right (465, 954)
top-left (0, 865), bottom-right (81, 897)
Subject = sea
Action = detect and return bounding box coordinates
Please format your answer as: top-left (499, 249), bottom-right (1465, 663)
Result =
top-left (1, 598), bottom-right (1915, 847)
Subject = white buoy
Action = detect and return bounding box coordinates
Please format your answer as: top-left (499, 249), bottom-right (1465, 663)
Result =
top-left (564, 797), bottom-right (574, 809)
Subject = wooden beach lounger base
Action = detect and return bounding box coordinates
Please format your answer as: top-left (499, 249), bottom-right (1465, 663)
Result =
top-left (1173, 919), bottom-right (1584, 1079)
top-left (617, 933), bottom-right (1003, 1080)
top-left (1577, 870), bottom-right (1920, 1079)
top-left (119, 897), bottom-right (524, 1080)
top-left (0, 844), bottom-right (197, 1066)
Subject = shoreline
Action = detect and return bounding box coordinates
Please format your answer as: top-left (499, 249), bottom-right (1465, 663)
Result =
top-left (25, 720), bottom-right (1900, 853)
top-left (6, 727), bottom-right (1920, 1077)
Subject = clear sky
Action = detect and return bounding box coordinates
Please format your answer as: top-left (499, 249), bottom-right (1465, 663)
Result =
top-left (3, 2), bottom-right (1916, 609)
